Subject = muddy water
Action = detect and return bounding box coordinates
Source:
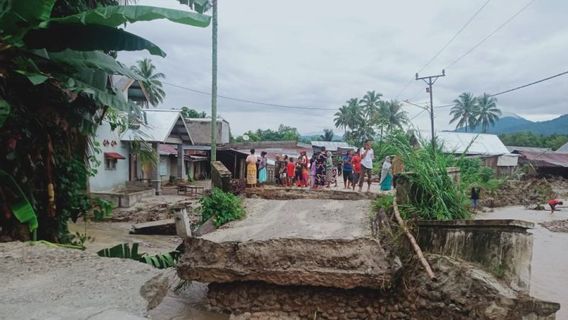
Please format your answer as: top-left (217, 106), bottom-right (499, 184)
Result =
top-left (477, 206), bottom-right (568, 319)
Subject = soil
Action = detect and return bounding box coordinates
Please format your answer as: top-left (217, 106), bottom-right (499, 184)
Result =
top-left (540, 219), bottom-right (568, 232)
top-left (483, 178), bottom-right (568, 208)
top-left (0, 242), bottom-right (161, 320)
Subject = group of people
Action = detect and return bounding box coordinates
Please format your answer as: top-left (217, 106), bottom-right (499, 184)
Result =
top-left (245, 140), bottom-right (399, 192)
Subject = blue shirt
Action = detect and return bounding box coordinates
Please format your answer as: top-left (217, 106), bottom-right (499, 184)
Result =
top-left (342, 155), bottom-right (352, 172)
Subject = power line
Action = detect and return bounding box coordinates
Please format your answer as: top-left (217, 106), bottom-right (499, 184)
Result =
top-left (489, 69), bottom-right (568, 97)
top-left (163, 81), bottom-right (336, 111)
top-left (445, 0), bottom-right (537, 68)
top-left (394, 0), bottom-right (493, 99)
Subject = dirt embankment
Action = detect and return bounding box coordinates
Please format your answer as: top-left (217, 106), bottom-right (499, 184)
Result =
top-left (483, 178), bottom-right (568, 208)
top-left (111, 196), bottom-right (200, 224)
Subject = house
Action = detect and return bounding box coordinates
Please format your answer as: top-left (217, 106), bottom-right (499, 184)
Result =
top-left (419, 131), bottom-right (518, 175)
top-left (184, 118), bottom-right (231, 145)
top-left (513, 150), bottom-right (568, 178)
top-left (311, 141), bottom-right (356, 154)
top-left (556, 142), bottom-right (568, 153)
top-left (90, 107), bottom-right (192, 194)
top-left (507, 146), bottom-right (552, 153)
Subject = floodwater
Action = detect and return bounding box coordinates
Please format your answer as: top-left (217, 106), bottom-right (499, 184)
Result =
top-left (477, 206), bottom-right (568, 319)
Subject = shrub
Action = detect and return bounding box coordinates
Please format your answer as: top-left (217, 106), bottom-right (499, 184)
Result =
top-left (372, 195), bottom-right (394, 212)
top-left (200, 188), bottom-right (245, 227)
top-left (479, 167), bottom-right (494, 183)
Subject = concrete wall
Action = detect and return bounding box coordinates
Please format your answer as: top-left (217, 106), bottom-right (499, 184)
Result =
top-left (416, 219), bottom-right (534, 293)
top-left (211, 161), bottom-right (232, 192)
top-left (89, 121), bottom-right (129, 192)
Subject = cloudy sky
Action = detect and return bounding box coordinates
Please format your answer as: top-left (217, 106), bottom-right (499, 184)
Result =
top-left (119, 0), bottom-right (568, 135)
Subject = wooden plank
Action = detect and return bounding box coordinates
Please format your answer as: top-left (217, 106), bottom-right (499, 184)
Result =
top-left (130, 218), bottom-right (176, 235)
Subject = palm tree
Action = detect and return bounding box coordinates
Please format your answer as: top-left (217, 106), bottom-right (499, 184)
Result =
top-left (131, 58), bottom-right (166, 107)
top-left (320, 129), bottom-right (334, 141)
top-left (333, 105), bottom-right (350, 134)
top-left (381, 100), bottom-right (408, 132)
top-left (475, 93), bottom-right (501, 133)
top-left (360, 90), bottom-right (382, 119)
top-left (450, 92), bottom-right (478, 132)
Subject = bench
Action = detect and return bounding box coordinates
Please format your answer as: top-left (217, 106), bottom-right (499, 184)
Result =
top-left (177, 184), bottom-right (204, 195)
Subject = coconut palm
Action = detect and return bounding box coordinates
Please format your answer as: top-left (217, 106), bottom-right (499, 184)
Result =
top-left (360, 90), bottom-right (382, 119)
top-left (382, 100), bottom-right (408, 132)
top-left (450, 92), bottom-right (479, 132)
top-left (333, 105), bottom-right (350, 134)
top-left (131, 59), bottom-right (166, 107)
top-left (475, 93), bottom-right (501, 133)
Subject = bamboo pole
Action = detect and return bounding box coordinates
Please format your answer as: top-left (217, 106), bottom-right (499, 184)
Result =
top-left (393, 198), bottom-right (436, 280)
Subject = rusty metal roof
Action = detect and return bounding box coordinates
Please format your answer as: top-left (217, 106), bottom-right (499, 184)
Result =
top-left (517, 150), bottom-right (568, 168)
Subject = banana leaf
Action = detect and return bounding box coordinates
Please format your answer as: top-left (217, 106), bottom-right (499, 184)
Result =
top-left (48, 50), bottom-right (143, 81)
top-left (50, 5), bottom-right (211, 28)
top-left (177, 0), bottom-right (212, 14)
top-left (0, 0), bottom-right (56, 37)
top-left (24, 23), bottom-right (167, 57)
top-left (0, 170), bottom-right (38, 236)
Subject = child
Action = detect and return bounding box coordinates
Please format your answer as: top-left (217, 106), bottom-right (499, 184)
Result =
top-left (471, 186), bottom-right (481, 211)
top-left (549, 199), bottom-right (564, 214)
top-left (287, 157), bottom-right (296, 187)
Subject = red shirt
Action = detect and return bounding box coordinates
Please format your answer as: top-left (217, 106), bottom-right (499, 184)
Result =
top-left (549, 199), bottom-right (561, 206)
top-left (352, 155), bottom-right (362, 173)
top-left (287, 162), bottom-right (295, 177)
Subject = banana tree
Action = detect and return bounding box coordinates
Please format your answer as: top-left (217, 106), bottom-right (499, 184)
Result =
top-left (0, 0), bottom-right (211, 241)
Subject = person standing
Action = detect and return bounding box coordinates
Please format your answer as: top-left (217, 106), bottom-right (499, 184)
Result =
top-left (351, 149), bottom-right (361, 191)
top-left (325, 150), bottom-right (334, 188)
top-left (342, 150), bottom-right (353, 189)
top-left (379, 156), bottom-right (393, 191)
top-left (258, 151), bottom-right (268, 186)
top-left (286, 157), bottom-right (296, 187)
top-left (246, 149), bottom-right (258, 188)
top-left (358, 140), bottom-right (374, 192)
top-left (315, 147), bottom-right (327, 188)
top-left (309, 154), bottom-right (317, 188)
top-left (471, 186), bottom-right (481, 211)
top-left (274, 155), bottom-right (282, 185)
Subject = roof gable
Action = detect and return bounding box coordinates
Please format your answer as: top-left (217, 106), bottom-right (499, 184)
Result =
top-left (121, 110), bottom-right (193, 144)
top-left (420, 131), bottom-right (509, 155)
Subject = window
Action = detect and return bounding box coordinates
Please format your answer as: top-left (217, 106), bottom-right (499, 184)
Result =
top-left (105, 158), bottom-right (117, 170)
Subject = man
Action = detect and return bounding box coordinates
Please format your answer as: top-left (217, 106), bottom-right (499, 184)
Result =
top-left (549, 199), bottom-right (564, 214)
top-left (351, 149), bottom-right (361, 191)
top-left (274, 155), bottom-right (282, 185)
top-left (358, 140), bottom-right (374, 192)
top-left (342, 150), bottom-right (353, 189)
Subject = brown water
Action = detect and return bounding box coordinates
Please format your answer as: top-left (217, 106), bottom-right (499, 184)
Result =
top-left (477, 206), bottom-right (568, 319)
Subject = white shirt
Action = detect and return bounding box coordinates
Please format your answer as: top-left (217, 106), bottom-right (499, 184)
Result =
top-left (361, 148), bottom-right (374, 169)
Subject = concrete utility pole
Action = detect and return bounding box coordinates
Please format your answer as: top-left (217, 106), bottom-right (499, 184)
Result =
top-left (210, 0), bottom-right (218, 162)
top-left (415, 70), bottom-right (445, 149)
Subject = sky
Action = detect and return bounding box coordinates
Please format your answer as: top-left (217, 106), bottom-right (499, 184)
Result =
top-left (119, 0), bottom-right (568, 135)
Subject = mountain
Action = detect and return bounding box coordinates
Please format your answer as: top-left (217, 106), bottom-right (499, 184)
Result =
top-left (456, 113), bottom-right (568, 135)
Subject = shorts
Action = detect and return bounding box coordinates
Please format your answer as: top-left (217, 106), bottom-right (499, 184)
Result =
top-left (343, 170), bottom-right (352, 183)
top-left (352, 172), bottom-right (360, 185)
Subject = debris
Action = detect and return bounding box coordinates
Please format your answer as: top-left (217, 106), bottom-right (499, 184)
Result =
top-left (130, 219), bottom-right (176, 235)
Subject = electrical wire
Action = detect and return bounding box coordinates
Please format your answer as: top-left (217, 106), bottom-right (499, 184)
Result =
top-left (163, 81), bottom-right (337, 111)
top-left (394, 0), bottom-right (493, 99)
top-left (489, 70), bottom-right (568, 97)
top-left (445, 0), bottom-right (537, 68)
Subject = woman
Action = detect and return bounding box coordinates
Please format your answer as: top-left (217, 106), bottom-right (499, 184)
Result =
top-left (379, 156), bottom-right (393, 191)
top-left (325, 150), bottom-right (334, 188)
top-left (258, 151), bottom-right (268, 186)
top-left (315, 148), bottom-right (327, 188)
top-left (309, 155), bottom-right (317, 188)
top-left (246, 149), bottom-right (258, 188)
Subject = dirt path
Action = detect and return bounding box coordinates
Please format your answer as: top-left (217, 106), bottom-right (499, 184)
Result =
top-left (477, 206), bottom-right (568, 319)
top-left (203, 198), bottom-right (372, 242)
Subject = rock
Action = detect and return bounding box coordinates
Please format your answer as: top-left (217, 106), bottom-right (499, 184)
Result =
top-left (193, 217), bottom-right (217, 236)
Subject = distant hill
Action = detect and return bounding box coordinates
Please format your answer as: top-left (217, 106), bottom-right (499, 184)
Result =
top-left (456, 113), bottom-right (568, 135)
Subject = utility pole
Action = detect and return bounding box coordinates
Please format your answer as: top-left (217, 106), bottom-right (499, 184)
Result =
top-left (210, 0), bottom-right (218, 162)
top-left (415, 70), bottom-right (445, 149)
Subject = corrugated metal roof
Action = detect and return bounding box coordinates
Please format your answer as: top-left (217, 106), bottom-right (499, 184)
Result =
top-left (507, 146), bottom-right (552, 153)
top-left (121, 110), bottom-right (191, 143)
top-left (518, 151), bottom-right (568, 168)
top-left (184, 118), bottom-right (230, 145)
top-left (310, 141), bottom-right (355, 151)
top-left (557, 142), bottom-right (568, 153)
top-left (420, 131), bottom-right (509, 155)
top-left (159, 144), bottom-right (178, 155)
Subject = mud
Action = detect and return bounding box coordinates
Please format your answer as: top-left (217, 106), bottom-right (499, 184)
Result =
top-left (178, 237), bottom-right (400, 289)
top-left (111, 195), bottom-right (200, 224)
top-left (540, 219), bottom-right (568, 232)
top-left (483, 178), bottom-right (568, 209)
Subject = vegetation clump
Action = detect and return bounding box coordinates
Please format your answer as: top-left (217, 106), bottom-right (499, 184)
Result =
top-left (200, 188), bottom-right (245, 227)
